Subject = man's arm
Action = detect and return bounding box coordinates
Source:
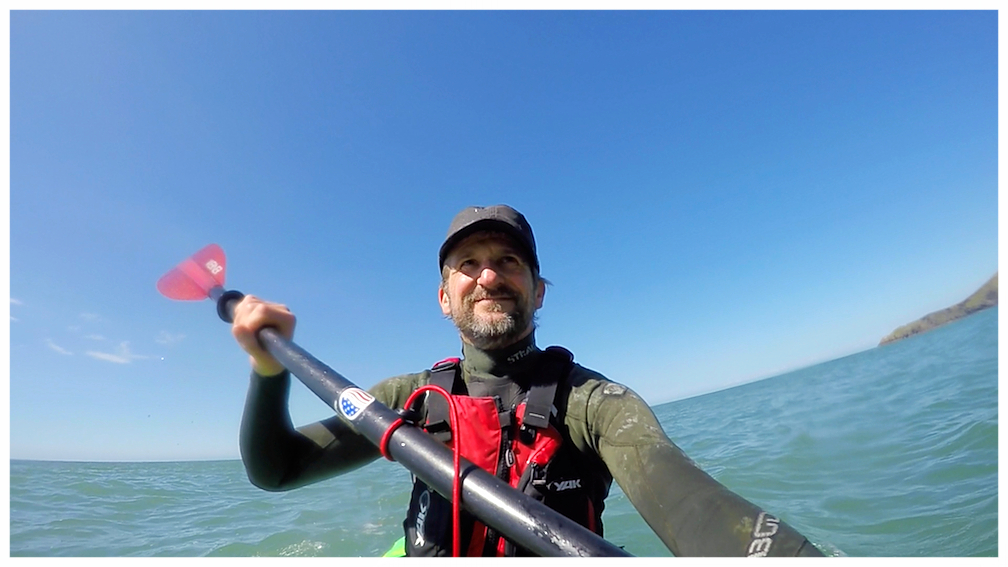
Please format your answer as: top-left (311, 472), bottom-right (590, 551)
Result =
top-left (238, 368), bottom-right (428, 491)
top-left (230, 294), bottom-right (387, 490)
top-left (238, 370), bottom-right (380, 491)
top-left (581, 378), bottom-right (823, 557)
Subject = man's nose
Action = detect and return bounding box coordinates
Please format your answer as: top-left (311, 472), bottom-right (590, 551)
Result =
top-left (476, 265), bottom-right (500, 287)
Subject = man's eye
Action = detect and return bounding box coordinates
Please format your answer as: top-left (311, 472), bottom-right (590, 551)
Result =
top-left (500, 256), bottom-right (520, 267)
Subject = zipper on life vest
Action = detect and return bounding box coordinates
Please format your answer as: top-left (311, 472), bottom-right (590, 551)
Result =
top-left (494, 399), bottom-right (514, 481)
top-left (483, 398), bottom-right (514, 556)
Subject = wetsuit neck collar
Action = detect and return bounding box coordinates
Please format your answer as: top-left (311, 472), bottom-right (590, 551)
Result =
top-left (461, 332), bottom-right (540, 377)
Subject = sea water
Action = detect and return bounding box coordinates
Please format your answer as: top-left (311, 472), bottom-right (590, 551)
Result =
top-left (10, 308), bottom-right (998, 557)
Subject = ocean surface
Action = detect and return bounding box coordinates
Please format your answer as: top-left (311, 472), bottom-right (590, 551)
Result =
top-left (10, 308), bottom-right (998, 557)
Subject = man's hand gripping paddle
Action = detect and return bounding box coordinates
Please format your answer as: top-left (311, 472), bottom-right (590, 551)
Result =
top-left (157, 244), bottom-right (631, 558)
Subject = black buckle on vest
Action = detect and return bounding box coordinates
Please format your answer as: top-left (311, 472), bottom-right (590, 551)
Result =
top-left (518, 423), bottom-right (536, 445)
top-left (529, 463), bottom-right (548, 487)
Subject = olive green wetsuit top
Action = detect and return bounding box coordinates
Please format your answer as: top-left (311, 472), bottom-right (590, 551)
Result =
top-left (239, 333), bottom-right (822, 557)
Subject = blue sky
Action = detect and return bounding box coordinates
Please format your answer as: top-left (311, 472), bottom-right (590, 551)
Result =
top-left (7, 10), bottom-right (999, 462)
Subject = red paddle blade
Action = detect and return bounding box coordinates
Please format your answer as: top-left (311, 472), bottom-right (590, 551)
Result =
top-left (157, 244), bottom-right (227, 300)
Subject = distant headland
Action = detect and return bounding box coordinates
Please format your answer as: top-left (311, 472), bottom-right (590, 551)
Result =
top-left (879, 273), bottom-right (998, 345)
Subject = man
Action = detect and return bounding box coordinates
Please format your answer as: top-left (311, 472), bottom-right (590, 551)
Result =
top-left (231, 205), bottom-right (823, 557)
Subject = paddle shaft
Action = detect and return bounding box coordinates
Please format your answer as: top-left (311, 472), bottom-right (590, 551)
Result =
top-left (213, 287), bottom-right (630, 557)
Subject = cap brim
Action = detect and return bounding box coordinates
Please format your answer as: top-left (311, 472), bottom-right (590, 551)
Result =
top-left (439, 219), bottom-right (537, 271)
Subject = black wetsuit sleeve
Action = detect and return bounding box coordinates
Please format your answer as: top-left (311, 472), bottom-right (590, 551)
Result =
top-left (239, 370), bottom-right (422, 492)
top-left (584, 381), bottom-right (823, 557)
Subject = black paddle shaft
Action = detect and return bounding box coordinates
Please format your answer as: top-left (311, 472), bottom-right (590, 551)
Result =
top-left (213, 287), bottom-right (631, 557)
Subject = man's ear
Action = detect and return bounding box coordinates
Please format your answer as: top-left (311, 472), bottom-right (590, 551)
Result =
top-left (438, 283), bottom-right (452, 316)
top-left (534, 278), bottom-right (545, 309)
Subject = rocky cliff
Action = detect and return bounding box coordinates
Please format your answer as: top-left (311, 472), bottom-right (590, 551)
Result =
top-left (879, 273), bottom-right (998, 345)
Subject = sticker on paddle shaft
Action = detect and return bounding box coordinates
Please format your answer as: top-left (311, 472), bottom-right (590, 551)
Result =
top-left (337, 388), bottom-right (375, 421)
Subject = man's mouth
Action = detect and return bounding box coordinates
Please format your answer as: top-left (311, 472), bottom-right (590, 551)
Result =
top-left (470, 287), bottom-right (518, 303)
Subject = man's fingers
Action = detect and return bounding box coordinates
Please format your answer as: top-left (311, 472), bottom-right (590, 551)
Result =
top-left (230, 295), bottom-right (296, 375)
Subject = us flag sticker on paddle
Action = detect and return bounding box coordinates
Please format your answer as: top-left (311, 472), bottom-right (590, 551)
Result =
top-left (337, 388), bottom-right (375, 421)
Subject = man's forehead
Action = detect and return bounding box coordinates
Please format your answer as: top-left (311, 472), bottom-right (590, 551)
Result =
top-left (447, 231), bottom-right (523, 256)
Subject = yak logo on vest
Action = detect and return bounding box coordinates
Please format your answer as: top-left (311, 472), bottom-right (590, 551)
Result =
top-left (414, 489), bottom-right (431, 547)
top-left (550, 478), bottom-right (582, 492)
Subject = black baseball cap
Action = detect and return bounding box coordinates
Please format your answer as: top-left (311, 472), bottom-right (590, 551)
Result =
top-left (439, 205), bottom-right (539, 272)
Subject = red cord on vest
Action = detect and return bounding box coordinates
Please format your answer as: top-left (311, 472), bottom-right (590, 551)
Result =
top-left (378, 384), bottom-right (462, 558)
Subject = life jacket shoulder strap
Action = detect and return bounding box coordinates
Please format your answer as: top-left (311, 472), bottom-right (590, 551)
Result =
top-left (518, 346), bottom-right (573, 443)
top-left (425, 358), bottom-right (461, 442)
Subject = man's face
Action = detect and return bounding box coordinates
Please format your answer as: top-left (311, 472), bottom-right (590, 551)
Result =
top-left (439, 231), bottom-right (545, 350)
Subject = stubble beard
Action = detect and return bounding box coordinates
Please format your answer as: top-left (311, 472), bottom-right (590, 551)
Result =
top-left (449, 285), bottom-right (535, 350)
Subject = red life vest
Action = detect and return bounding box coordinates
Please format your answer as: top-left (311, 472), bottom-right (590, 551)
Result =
top-left (403, 347), bottom-right (607, 557)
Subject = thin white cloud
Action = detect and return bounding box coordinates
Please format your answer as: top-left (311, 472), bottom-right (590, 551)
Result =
top-left (84, 334), bottom-right (106, 341)
top-left (79, 313), bottom-right (100, 321)
top-left (11, 298), bottom-right (23, 305)
top-left (155, 331), bottom-right (186, 346)
top-left (46, 339), bottom-right (73, 356)
top-left (11, 316), bottom-right (18, 322)
top-left (85, 351), bottom-right (131, 364)
top-left (86, 341), bottom-right (148, 364)
top-left (67, 325), bottom-right (82, 333)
